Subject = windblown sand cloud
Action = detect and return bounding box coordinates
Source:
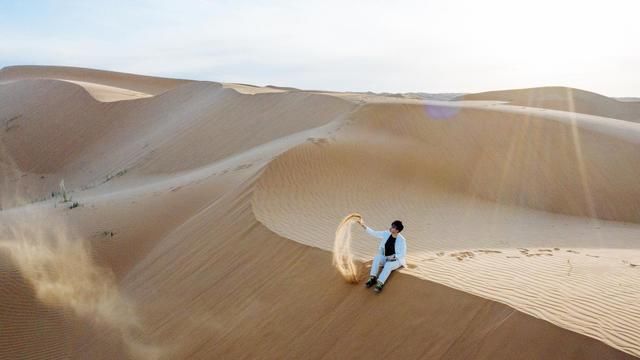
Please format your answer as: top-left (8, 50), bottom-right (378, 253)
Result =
top-left (0, 216), bottom-right (160, 359)
top-left (0, 137), bottom-right (159, 359)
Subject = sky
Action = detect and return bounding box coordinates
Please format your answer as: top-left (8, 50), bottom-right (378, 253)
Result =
top-left (1, 0), bottom-right (638, 96)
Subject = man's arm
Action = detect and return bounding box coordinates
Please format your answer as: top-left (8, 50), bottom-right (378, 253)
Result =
top-left (396, 237), bottom-right (408, 267)
top-left (358, 219), bottom-right (385, 238)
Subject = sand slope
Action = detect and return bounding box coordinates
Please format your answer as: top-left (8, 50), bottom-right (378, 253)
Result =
top-left (1, 171), bottom-right (632, 359)
top-left (1, 66), bottom-right (638, 359)
top-left (254, 98), bottom-right (640, 355)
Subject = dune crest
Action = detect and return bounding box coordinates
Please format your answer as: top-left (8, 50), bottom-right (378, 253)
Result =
top-left (460, 86), bottom-right (640, 122)
top-left (0, 65), bottom-right (192, 95)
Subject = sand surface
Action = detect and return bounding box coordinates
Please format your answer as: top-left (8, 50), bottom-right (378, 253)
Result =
top-left (0, 65), bottom-right (638, 359)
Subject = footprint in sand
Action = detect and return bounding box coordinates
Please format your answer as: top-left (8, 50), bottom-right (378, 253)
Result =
top-left (450, 251), bottom-right (475, 261)
top-left (233, 163), bottom-right (253, 171)
top-left (521, 248), bottom-right (553, 257)
top-left (566, 249), bottom-right (580, 254)
top-left (307, 137), bottom-right (330, 145)
top-left (475, 249), bottom-right (502, 254)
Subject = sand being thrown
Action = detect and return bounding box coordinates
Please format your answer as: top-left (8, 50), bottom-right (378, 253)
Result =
top-left (333, 213), bottom-right (363, 283)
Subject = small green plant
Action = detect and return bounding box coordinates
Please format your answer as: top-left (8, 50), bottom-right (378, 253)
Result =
top-left (59, 179), bottom-right (71, 202)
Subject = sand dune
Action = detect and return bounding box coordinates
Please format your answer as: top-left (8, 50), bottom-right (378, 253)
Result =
top-left (0, 73), bottom-right (354, 208)
top-left (253, 97), bottom-right (640, 355)
top-left (1, 66), bottom-right (638, 359)
top-left (460, 86), bottom-right (640, 122)
top-left (2, 163), bottom-right (630, 359)
top-left (0, 65), bottom-right (192, 95)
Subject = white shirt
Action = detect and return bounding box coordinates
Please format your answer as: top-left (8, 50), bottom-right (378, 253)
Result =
top-left (364, 226), bottom-right (408, 267)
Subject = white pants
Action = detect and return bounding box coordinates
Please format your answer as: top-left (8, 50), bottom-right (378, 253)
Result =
top-left (370, 254), bottom-right (401, 284)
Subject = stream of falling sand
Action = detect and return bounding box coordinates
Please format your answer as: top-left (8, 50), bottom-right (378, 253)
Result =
top-left (333, 213), bottom-right (363, 283)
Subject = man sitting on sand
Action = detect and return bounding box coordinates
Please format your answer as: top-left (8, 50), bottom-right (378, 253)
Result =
top-left (358, 219), bottom-right (407, 293)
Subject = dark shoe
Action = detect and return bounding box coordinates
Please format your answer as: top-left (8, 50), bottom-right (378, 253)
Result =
top-left (365, 276), bottom-right (377, 288)
top-left (373, 281), bottom-right (384, 293)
